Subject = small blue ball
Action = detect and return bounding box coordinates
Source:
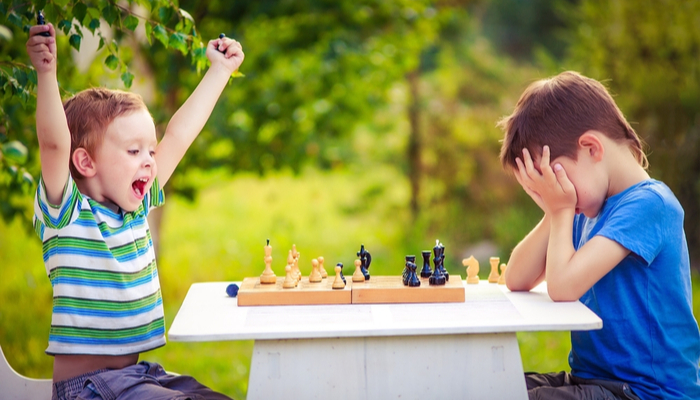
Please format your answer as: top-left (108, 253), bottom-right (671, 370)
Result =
top-left (226, 283), bottom-right (239, 297)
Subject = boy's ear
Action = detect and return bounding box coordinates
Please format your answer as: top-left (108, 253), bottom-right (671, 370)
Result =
top-left (578, 131), bottom-right (604, 162)
top-left (71, 148), bottom-right (97, 177)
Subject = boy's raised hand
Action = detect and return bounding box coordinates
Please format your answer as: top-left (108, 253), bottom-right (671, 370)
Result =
top-left (26, 23), bottom-right (57, 74)
top-left (206, 36), bottom-right (245, 74)
top-left (515, 146), bottom-right (577, 217)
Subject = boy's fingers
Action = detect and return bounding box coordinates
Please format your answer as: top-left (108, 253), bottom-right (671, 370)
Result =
top-left (553, 163), bottom-right (575, 193)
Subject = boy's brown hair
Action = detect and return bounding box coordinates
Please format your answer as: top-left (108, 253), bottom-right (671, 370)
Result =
top-left (63, 88), bottom-right (149, 178)
top-left (498, 71), bottom-right (647, 171)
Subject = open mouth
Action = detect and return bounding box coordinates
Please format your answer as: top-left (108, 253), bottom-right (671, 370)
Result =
top-left (132, 178), bottom-right (148, 197)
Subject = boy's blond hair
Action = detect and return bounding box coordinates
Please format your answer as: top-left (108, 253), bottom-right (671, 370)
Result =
top-left (63, 88), bottom-right (149, 178)
top-left (498, 71), bottom-right (647, 171)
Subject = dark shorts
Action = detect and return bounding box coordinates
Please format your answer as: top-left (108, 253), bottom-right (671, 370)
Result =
top-left (52, 361), bottom-right (232, 400)
top-left (526, 371), bottom-right (641, 400)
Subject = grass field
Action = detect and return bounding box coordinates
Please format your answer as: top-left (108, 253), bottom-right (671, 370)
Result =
top-left (1, 168), bottom-right (698, 399)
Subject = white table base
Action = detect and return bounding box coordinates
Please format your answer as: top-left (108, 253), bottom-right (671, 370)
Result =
top-left (247, 332), bottom-right (527, 400)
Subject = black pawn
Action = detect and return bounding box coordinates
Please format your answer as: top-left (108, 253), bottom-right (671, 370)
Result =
top-left (420, 250), bottom-right (432, 278)
top-left (407, 257), bottom-right (421, 287)
top-left (337, 263), bottom-right (346, 284)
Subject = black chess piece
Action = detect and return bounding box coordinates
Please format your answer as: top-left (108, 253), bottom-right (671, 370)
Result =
top-left (403, 255), bottom-right (414, 285)
top-left (429, 241), bottom-right (446, 285)
top-left (437, 241), bottom-right (449, 281)
top-left (337, 262), bottom-right (346, 284)
top-left (420, 250), bottom-right (432, 278)
top-left (407, 256), bottom-right (421, 287)
top-left (37, 11), bottom-right (51, 37)
top-left (217, 33), bottom-right (227, 53)
top-left (357, 244), bottom-right (371, 280)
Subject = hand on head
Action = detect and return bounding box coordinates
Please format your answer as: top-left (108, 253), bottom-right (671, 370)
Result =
top-left (515, 145), bottom-right (577, 216)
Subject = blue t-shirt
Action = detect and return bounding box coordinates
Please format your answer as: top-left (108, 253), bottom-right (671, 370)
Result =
top-left (570, 179), bottom-right (700, 399)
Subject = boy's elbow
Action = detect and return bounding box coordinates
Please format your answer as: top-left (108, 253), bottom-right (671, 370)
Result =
top-left (546, 283), bottom-right (580, 302)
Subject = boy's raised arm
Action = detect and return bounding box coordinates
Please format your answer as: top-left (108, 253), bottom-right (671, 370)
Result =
top-left (155, 37), bottom-right (244, 187)
top-left (26, 23), bottom-right (71, 204)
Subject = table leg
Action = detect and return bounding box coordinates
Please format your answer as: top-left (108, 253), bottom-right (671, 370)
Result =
top-left (247, 333), bottom-right (527, 400)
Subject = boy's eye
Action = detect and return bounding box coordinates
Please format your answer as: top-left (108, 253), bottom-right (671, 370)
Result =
top-left (128, 150), bottom-right (139, 155)
top-left (149, 151), bottom-right (156, 157)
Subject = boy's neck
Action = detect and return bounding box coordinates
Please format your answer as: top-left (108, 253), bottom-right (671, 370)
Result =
top-left (605, 142), bottom-right (651, 198)
top-left (74, 175), bottom-right (121, 213)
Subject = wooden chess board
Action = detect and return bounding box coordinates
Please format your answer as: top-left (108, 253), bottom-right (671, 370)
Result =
top-left (237, 275), bottom-right (464, 306)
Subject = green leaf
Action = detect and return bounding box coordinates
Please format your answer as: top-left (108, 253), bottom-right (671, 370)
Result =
top-left (121, 71), bottom-right (134, 88)
top-left (69, 34), bottom-right (81, 51)
top-left (124, 15), bottom-right (139, 31)
top-left (2, 141), bottom-right (28, 165)
top-left (72, 3), bottom-right (87, 24)
top-left (13, 68), bottom-right (27, 86)
top-left (97, 36), bottom-right (105, 50)
top-left (179, 8), bottom-right (194, 23)
top-left (153, 24), bottom-right (169, 47)
top-left (102, 5), bottom-right (117, 25)
top-left (158, 6), bottom-right (173, 23)
top-left (27, 69), bottom-right (37, 85)
top-left (7, 12), bottom-right (22, 29)
top-left (231, 70), bottom-right (245, 79)
top-left (105, 54), bottom-right (119, 70)
top-left (87, 7), bottom-right (100, 19)
top-left (169, 32), bottom-right (187, 55)
top-left (88, 18), bottom-right (100, 32)
top-left (22, 170), bottom-right (35, 187)
top-left (144, 22), bottom-right (153, 45)
top-left (58, 19), bottom-right (72, 35)
top-left (53, 0), bottom-right (70, 8)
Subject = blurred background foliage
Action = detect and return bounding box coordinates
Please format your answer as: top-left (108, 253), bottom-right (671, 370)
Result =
top-left (1, 0), bottom-right (699, 398)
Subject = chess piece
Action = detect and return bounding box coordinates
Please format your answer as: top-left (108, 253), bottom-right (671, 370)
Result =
top-left (498, 263), bottom-right (507, 285)
top-left (462, 255), bottom-right (480, 284)
top-left (402, 255), bottom-right (412, 285)
top-left (338, 262), bottom-right (346, 284)
top-left (357, 244), bottom-right (371, 280)
top-left (282, 264), bottom-right (296, 289)
top-left (488, 257), bottom-right (500, 283)
top-left (292, 244), bottom-right (301, 283)
top-left (318, 256), bottom-right (328, 278)
top-left (352, 259), bottom-right (365, 282)
top-left (286, 250), bottom-right (297, 287)
top-left (438, 241), bottom-right (449, 281)
top-left (420, 250), bottom-right (432, 278)
top-left (37, 11), bottom-right (51, 37)
top-left (405, 255), bottom-right (420, 287)
top-left (260, 239), bottom-right (277, 284)
top-left (332, 264), bottom-right (346, 289)
top-left (429, 242), bottom-right (446, 286)
top-left (309, 258), bottom-right (322, 283)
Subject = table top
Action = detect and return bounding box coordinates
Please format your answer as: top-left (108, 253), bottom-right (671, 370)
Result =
top-left (168, 280), bottom-right (602, 342)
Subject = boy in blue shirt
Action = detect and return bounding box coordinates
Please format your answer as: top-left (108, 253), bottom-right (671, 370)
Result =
top-left (27, 19), bottom-right (243, 400)
top-left (499, 71), bottom-right (700, 399)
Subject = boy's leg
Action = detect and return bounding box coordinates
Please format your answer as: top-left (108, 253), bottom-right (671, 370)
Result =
top-left (525, 372), bottom-right (639, 400)
top-left (75, 361), bottom-right (232, 400)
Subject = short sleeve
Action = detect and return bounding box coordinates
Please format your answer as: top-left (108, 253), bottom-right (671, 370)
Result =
top-left (143, 176), bottom-right (165, 216)
top-left (596, 188), bottom-right (672, 266)
top-left (33, 174), bottom-right (82, 237)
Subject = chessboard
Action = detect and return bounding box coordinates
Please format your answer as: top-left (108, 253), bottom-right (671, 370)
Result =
top-left (236, 274), bottom-right (464, 306)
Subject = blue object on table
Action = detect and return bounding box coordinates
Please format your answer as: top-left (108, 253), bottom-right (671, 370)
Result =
top-left (226, 283), bottom-right (239, 297)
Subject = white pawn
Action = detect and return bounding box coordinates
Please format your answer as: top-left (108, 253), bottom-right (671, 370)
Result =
top-left (352, 259), bottom-right (364, 282)
top-left (282, 265), bottom-right (296, 289)
top-left (309, 259), bottom-right (322, 283)
top-left (318, 256), bottom-right (328, 279)
top-left (498, 263), bottom-right (507, 285)
top-left (488, 257), bottom-right (500, 283)
top-left (332, 265), bottom-right (345, 289)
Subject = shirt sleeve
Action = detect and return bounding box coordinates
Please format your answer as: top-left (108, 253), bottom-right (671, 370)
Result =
top-left (143, 176), bottom-right (165, 216)
top-left (33, 174), bottom-right (82, 237)
top-left (596, 188), bottom-right (672, 266)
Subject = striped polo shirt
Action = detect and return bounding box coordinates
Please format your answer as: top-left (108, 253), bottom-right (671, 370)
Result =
top-left (33, 174), bottom-right (166, 356)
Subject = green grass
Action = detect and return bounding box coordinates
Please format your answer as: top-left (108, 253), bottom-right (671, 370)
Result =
top-left (2, 168), bottom-right (699, 399)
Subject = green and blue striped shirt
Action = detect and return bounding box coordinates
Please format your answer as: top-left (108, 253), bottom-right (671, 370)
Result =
top-left (33, 174), bottom-right (166, 355)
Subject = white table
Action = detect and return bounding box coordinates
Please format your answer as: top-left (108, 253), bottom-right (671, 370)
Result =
top-left (168, 281), bottom-right (601, 400)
